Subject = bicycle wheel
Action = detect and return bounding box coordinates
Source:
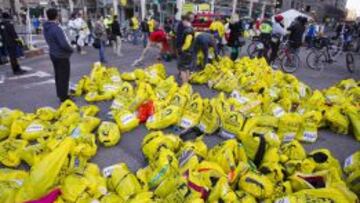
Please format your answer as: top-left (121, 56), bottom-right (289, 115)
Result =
top-left (306, 50), bottom-right (326, 71)
top-left (281, 53), bottom-right (300, 73)
top-left (271, 57), bottom-right (282, 70)
top-left (346, 53), bottom-right (355, 73)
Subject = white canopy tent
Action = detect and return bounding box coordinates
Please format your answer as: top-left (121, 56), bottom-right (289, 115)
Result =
top-left (273, 9), bottom-right (313, 29)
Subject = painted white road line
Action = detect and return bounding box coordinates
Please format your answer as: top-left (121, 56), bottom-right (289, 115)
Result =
top-left (8, 71), bottom-right (51, 80)
top-left (24, 79), bottom-right (55, 89)
top-left (0, 75), bottom-right (5, 84)
top-left (20, 66), bottom-right (33, 71)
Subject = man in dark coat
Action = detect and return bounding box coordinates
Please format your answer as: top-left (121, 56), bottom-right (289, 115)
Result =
top-left (0, 12), bottom-right (27, 75)
top-left (43, 8), bottom-right (73, 102)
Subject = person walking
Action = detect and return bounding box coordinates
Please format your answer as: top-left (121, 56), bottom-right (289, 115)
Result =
top-left (94, 14), bottom-right (107, 64)
top-left (111, 15), bottom-right (123, 57)
top-left (177, 14), bottom-right (194, 84)
top-left (74, 12), bottom-right (87, 55)
top-left (43, 8), bottom-right (73, 102)
top-left (191, 32), bottom-right (218, 71)
top-left (227, 14), bottom-right (243, 61)
top-left (0, 12), bottom-right (27, 75)
top-left (141, 17), bottom-right (150, 48)
top-left (130, 16), bottom-right (140, 45)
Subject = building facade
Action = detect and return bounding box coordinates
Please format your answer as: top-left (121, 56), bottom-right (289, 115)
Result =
top-left (215, 0), bottom-right (276, 18)
top-left (281, 0), bottom-right (347, 21)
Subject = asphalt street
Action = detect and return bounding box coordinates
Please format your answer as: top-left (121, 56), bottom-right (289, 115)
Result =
top-left (0, 40), bottom-right (359, 172)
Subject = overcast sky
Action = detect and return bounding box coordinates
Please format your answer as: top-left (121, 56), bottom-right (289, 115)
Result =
top-left (347, 0), bottom-right (360, 17)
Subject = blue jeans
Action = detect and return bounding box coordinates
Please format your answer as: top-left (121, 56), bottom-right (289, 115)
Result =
top-left (99, 41), bottom-right (106, 63)
top-left (143, 32), bottom-right (149, 48)
top-left (132, 29), bottom-right (139, 45)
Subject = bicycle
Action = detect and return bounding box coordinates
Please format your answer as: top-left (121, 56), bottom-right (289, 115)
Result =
top-left (247, 36), bottom-right (263, 57)
top-left (306, 37), bottom-right (356, 73)
top-left (271, 40), bottom-right (301, 73)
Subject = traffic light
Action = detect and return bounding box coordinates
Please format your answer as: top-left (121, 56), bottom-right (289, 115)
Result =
top-left (275, 0), bottom-right (282, 9)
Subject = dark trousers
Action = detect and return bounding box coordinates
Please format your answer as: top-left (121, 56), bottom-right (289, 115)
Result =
top-left (269, 40), bottom-right (280, 64)
top-left (7, 47), bottom-right (21, 73)
top-left (50, 55), bottom-right (70, 101)
top-left (192, 43), bottom-right (209, 71)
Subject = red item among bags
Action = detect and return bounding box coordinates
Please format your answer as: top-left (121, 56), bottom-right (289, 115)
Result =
top-left (138, 100), bottom-right (155, 123)
top-left (25, 188), bottom-right (62, 203)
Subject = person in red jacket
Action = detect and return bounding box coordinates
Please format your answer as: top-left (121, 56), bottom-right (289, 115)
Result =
top-left (132, 27), bottom-right (170, 66)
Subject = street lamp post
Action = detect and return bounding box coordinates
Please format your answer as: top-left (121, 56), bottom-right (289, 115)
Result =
top-left (232, 0), bottom-right (237, 15)
top-left (141, 0), bottom-right (146, 20)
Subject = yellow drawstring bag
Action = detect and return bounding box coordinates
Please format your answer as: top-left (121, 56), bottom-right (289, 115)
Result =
top-left (325, 106), bottom-right (349, 135)
top-left (21, 120), bottom-right (50, 140)
top-left (57, 99), bottom-right (79, 116)
top-left (36, 107), bottom-right (57, 121)
top-left (277, 113), bottom-right (302, 143)
top-left (0, 124), bottom-right (10, 140)
top-left (238, 171), bottom-right (274, 199)
top-left (100, 192), bottom-right (124, 203)
top-left (19, 143), bottom-right (47, 166)
top-left (80, 105), bottom-right (100, 117)
top-left (178, 93), bottom-right (204, 129)
top-left (235, 190), bottom-right (257, 203)
top-left (60, 174), bottom-right (89, 202)
top-left (0, 108), bottom-right (24, 127)
top-left (279, 140), bottom-right (306, 162)
top-left (344, 151), bottom-right (360, 175)
top-left (105, 163), bottom-right (142, 200)
top-left (0, 138), bottom-right (28, 167)
top-left (83, 163), bottom-right (108, 198)
top-left (114, 110), bottom-right (139, 133)
top-left (307, 149), bottom-right (342, 175)
top-left (198, 99), bottom-right (220, 134)
top-left (297, 111), bottom-right (322, 143)
top-left (346, 170), bottom-right (360, 196)
top-left (208, 177), bottom-right (237, 202)
top-left (15, 138), bottom-right (74, 203)
top-left (72, 133), bottom-right (98, 158)
top-left (69, 116), bottom-right (101, 135)
top-left (177, 138), bottom-right (208, 174)
top-left (142, 131), bottom-right (182, 160)
top-left (98, 121), bottom-right (121, 147)
top-left (128, 192), bottom-right (155, 203)
top-left (344, 104), bottom-right (360, 141)
top-left (146, 105), bottom-right (181, 130)
top-left (220, 110), bottom-right (244, 139)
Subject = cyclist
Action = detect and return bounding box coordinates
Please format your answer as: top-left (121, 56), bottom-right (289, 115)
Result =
top-left (269, 15), bottom-right (286, 64)
top-left (258, 14), bottom-right (273, 61)
top-left (287, 16), bottom-right (307, 54)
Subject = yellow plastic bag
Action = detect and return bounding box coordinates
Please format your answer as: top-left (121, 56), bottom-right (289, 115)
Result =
top-left (346, 170), bottom-right (360, 196)
top-left (198, 99), bottom-right (220, 134)
top-left (297, 111), bottom-right (322, 143)
top-left (0, 124), bottom-right (10, 141)
top-left (60, 174), bottom-right (89, 202)
top-left (343, 151), bottom-right (360, 175)
top-left (277, 113), bottom-right (302, 143)
top-left (121, 71), bottom-right (137, 81)
top-left (104, 163), bottom-right (142, 200)
top-left (178, 93), bottom-right (204, 129)
top-left (0, 138), bottom-right (28, 167)
top-left (0, 108), bottom-right (24, 127)
top-left (19, 143), bottom-right (47, 166)
top-left (83, 163), bottom-right (108, 198)
top-left (146, 105), bottom-right (181, 130)
top-left (220, 110), bottom-right (244, 139)
top-left (208, 177), bottom-right (237, 202)
top-left (57, 99), bottom-right (79, 116)
top-left (324, 106), bottom-right (349, 135)
top-left (80, 105), bottom-right (100, 117)
top-left (344, 104), bottom-right (360, 141)
top-left (114, 110), bottom-right (139, 133)
top-left (36, 107), bottom-right (57, 121)
top-left (100, 193), bottom-right (124, 203)
top-left (21, 120), bottom-right (50, 140)
top-left (15, 138), bottom-right (74, 202)
top-left (307, 149), bottom-right (342, 175)
top-left (72, 133), bottom-right (97, 158)
top-left (69, 116), bottom-right (101, 136)
top-left (98, 121), bottom-right (121, 147)
top-left (279, 140), bottom-right (306, 162)
top-left (238, 171), bottom-right (274, 199)
top-left (142, 131), bottom-right (182, 160)
top-left (177, 138), bottom-right (208, 173)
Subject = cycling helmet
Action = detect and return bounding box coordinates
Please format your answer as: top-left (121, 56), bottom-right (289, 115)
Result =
top-left (275, 15), bottom-right (284, 22)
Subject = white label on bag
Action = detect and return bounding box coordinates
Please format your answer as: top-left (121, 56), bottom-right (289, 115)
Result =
top-left (299, 84), bottom-right (306, 98)
top-left (103, 84), bottom-right (118, 92)
top-left (344, 155), bottom-right (353, 168)
top-left (25, 124), bottom-right (43, 133)
top-left (273, 107), bottom-right (285, 118)
top-left (0, 125), bottom-right (7, 130)
top-left (71, 127), bottom-right (81, 138)
top-left (180, 118), bottom-right (193, 129)
top-left (236, 96), bottom-right (249, 104)
top-left (220, 130), bottom-right (236, 139)
top-left (13, 179), bottom-right (24, 186)
top-left (275, 197), bottom-right (290, 203)
top-left (303, 131), bottom-right (317, 142)
top-left (121, 114), bottom-right (135, 125)
top-left (298, 108), bottom-right (305, 115)
top-left (102, 165), bottom-right (121, 177)
top-left (269, 89), bottom-right (277, 98)
top-left (147, 115), bottom-right (155, 123)
top-left (198, 122), bottom-right (206, 132)
top-left (179, 150), bottom-right (195, 167)
top-left (111, 100), bottom-right (123, 109)
top-left (283, 133), bottom-right (296, 142)
top-left (269, 132), bottom-right (280, 142)
top-left (111, 76), bottom-right (121, 83)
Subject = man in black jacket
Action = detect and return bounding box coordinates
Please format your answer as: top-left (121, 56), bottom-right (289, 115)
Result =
top-left (43, 8), bottom-right (73, 102)
top-left (0, 13), bottom-right (27, 75)
top-left (287, 16), bottom-right (307, 52)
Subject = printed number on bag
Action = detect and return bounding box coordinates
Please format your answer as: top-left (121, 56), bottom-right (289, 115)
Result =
top-left (26, 124), bottom-right (43, 133)
top-left (344, 155), bottom-right (353, 168)
top-left (220, 130), bottom-right (236, 139)
top-left (111, 76), bottom-right (121, 83)
top-left (121, 114), bottom-right (135, 125)
top-left (103, 84), bottom-right (118, 92)
top-left (102, 165), bottom-right (121, 177)
top-left (275, 197), bottom-right (290, 203)
top-left (303, 131), bottom-right (317, 142)
top-left (111, 100), bottom-right (123, 109)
